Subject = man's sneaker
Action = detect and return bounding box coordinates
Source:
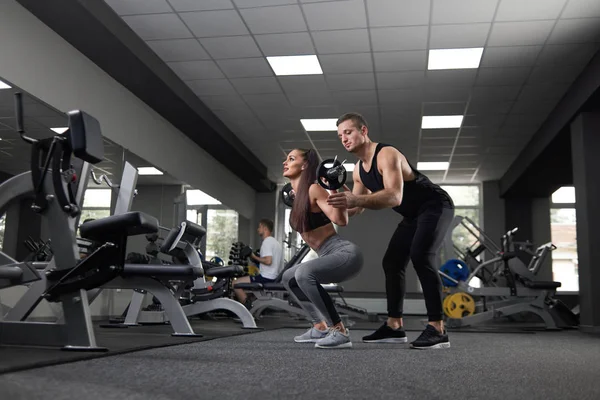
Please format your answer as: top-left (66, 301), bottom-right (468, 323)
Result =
top-left (294, 326), bottom-right (329, 343)
top-left (410, 325), bottom-right (451, 350)
top-left (362, 322), bottom-right (408, 343)
top-left (315, 327), bottom-right (352, 349)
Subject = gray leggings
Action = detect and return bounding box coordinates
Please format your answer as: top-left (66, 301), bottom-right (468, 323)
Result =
top-left (282, 235), bottom-right (363, 326)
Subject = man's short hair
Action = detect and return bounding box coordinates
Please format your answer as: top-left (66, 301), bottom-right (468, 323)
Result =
top-left (259, 218), bottom-right (274, 232)
top-left (336, 112), bottom-right (369, 130)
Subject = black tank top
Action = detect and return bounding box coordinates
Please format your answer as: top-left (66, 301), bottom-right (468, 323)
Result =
top-left (308, 211), bottom-right (331, 230)
top-left (359, 143), bottom-right (453, 218)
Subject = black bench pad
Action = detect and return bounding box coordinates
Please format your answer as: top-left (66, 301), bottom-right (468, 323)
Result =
top-left (522, 279), bottom-right (561, 289)
top-left (235, 282), bottom-right (344, 293)
top-left (234, 282), bottom-right (263, 290)
top-left (205, 265), bottom-right (245, 278)
top-left (80, 212), bottom-right (159, 241)
top-left (0, 266), bottom-right (23, 280)
top-left (122, 264), bottom-right (201, 278)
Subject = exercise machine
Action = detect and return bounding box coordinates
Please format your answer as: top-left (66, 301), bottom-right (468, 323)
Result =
top-left (116, 221), bottom-right (258, 329)
top-left (440, 227), bottom-right (578, 330)
top-left (1, 95), bottom-right (204, 349)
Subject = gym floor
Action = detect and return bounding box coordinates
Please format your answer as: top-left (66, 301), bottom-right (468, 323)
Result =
top-left (1, 316), bottom-right (598, 400)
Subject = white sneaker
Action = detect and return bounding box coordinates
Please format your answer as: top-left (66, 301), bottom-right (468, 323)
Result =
top-left (315, 327), bottom-right (352, 349)
top-left (294, 326), bottom-right (329, 343)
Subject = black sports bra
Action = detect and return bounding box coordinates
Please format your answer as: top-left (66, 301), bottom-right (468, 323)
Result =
top-left (308, 211), bottom-right (331, 230)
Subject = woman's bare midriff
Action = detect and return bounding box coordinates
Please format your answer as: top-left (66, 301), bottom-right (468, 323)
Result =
top-left (301, 199), bottom-right (338, 251)
top-left (300, 223), bottom-right (337, 252)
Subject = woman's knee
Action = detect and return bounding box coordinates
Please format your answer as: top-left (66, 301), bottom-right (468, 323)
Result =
top-left (281, 269), bottom-right (295, 287)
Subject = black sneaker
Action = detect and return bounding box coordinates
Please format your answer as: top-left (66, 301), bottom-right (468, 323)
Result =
top-left (410, 325), bottom-right (450, 350)
top-left (362, 322), bottom-right (408, 343)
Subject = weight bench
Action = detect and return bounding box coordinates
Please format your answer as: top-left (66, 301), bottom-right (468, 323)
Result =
top-left (118, 220), bottom-right (257, 329)
top-left (235, 244), bottom-right (376, 322)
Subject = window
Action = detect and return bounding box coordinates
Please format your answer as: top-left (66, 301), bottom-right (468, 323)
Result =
top-left (205, 209), bottom-right (238, 260)
top-left (79, 189), bottom-right (112, 229)
top-left (440, 185), bottom-right (482, 255)
top-left (550, 187), bottom-right (577, 292)
top-left (282, 208), bottom-right (303, 262)
top-left (0, 213), bottom-right (5, 251)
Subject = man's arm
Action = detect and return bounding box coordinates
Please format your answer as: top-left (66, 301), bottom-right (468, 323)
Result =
top-left (251, 253), bottom-right (272, 265)
top-left (327, 148), bottom-right (403, 211)
top-left (353, 148), bottom-right (403, 210)
top-left (348, 168), bottom-right (368, 217)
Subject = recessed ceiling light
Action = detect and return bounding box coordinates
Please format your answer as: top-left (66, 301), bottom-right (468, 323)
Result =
top-left (421, 115), bottom-right (463, 129)
top-left (267, 55), bottom-right (323, 76)
top-left (428, 48), bottom-right (484, 70)
top-left (51, 127), bottom-right (69, 134)
top-left (300, 118), bottom-right (338, 131)
top-left (0, 80), bottom-right (11, 90)
top-left (137, 167), bottom-right (163, 175)
top-left (417, 162), bottom-right (449, 171)
top-left (186, 189), bottom-right (221, 206)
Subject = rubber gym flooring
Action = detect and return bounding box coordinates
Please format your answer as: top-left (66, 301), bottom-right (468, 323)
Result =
top-left (1, 315), bottom-right (599, 400)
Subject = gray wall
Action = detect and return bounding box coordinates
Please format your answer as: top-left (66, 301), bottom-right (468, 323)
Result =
top-left (0, 0), bottom-right (256, 220)
top-left (338, 208), bottom-right (421, 294)
top-left (482, 180), bottom-right (506, 247)
top-left (531, 197), bottom-right (553, 281)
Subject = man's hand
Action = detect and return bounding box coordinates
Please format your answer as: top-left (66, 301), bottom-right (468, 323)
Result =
top-left (327, 191), bottom-right (358, 209)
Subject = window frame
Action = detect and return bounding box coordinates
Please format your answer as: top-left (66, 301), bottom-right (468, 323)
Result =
top-left (549, 196), bottom-right (578, 294)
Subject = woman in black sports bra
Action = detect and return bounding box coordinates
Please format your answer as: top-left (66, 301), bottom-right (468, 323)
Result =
top-left (280, 148), bottom-right (363, 349)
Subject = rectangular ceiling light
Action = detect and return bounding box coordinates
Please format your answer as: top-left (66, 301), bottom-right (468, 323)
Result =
top-left (51, 127), bottom-right (69, 134)
top-left (421, 115), bottom-right (463, 129)
top-left (267, 55), bottom-right (323, 76)
top-left (300, 118), bottom-right (338, 131)
top-left (428, 48), bottom-right (484, 70)
top-left (138, 167), bottom-right (163, 175)
top-left (417, 162), bottom-right (449, 171)
top-left (0, 80), bottom-right (11, 89)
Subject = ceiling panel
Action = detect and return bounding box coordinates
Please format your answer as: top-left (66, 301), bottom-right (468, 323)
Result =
top-left (170, 0), bottom-right (235, 11)
top-left (302, 0), bottom-right (367, 31)
top-left (430, 23), bottom-right (491, 49)
top-left (562, 0), bottom-right (600, 18)
top-left (367, 0), bottom-right (430, 27)
top-left (373, 51), bottom-right (426, 72)
top-left (327, 74), bottom-right (376, 91)
top-left (216, 58), bottom-right (273, 78)
top-left (180, 10), bottom-right (249, 37)
top-left (199, 36), bottom-right (262, 59)
top-left (239, 5), bottom-right (307, 34)
top-left (254, 32), bottom-right (315, 56)
top-left (495, 0), bottom-right (567, 21)
top-left (123, 13), bottom-right (193, 40)
top-left (319, 53), bottom-right (374, 74)
top-left (146, 39), bottom-right (210, 62)
top-left (95, 0), bottom-right (600, 185)
top-left (312, 29), bottom-right (371, 54)
top-left (547, 18), bottom-right (600, 44)
top-left (370, 26), bottom-right (429, 51)
top-left (431, 0), bottom-right (498, 24)
top-left (480, 45), bottom-right (542, 68)
top-left (488, 21), bottom-right (556, 47)
top-left (104, 0), bottom-right (172, 15)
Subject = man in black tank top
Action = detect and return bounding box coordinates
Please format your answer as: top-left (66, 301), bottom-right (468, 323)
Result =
top-left (327, 112), bottom-right (455, 350)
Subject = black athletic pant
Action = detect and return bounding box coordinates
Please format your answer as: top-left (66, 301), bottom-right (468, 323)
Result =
top-left (383, 202), bottom-right (454, 321)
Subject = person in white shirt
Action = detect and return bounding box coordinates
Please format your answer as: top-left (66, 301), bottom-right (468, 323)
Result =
top-left (234, 219), bottom-right (283, 308)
